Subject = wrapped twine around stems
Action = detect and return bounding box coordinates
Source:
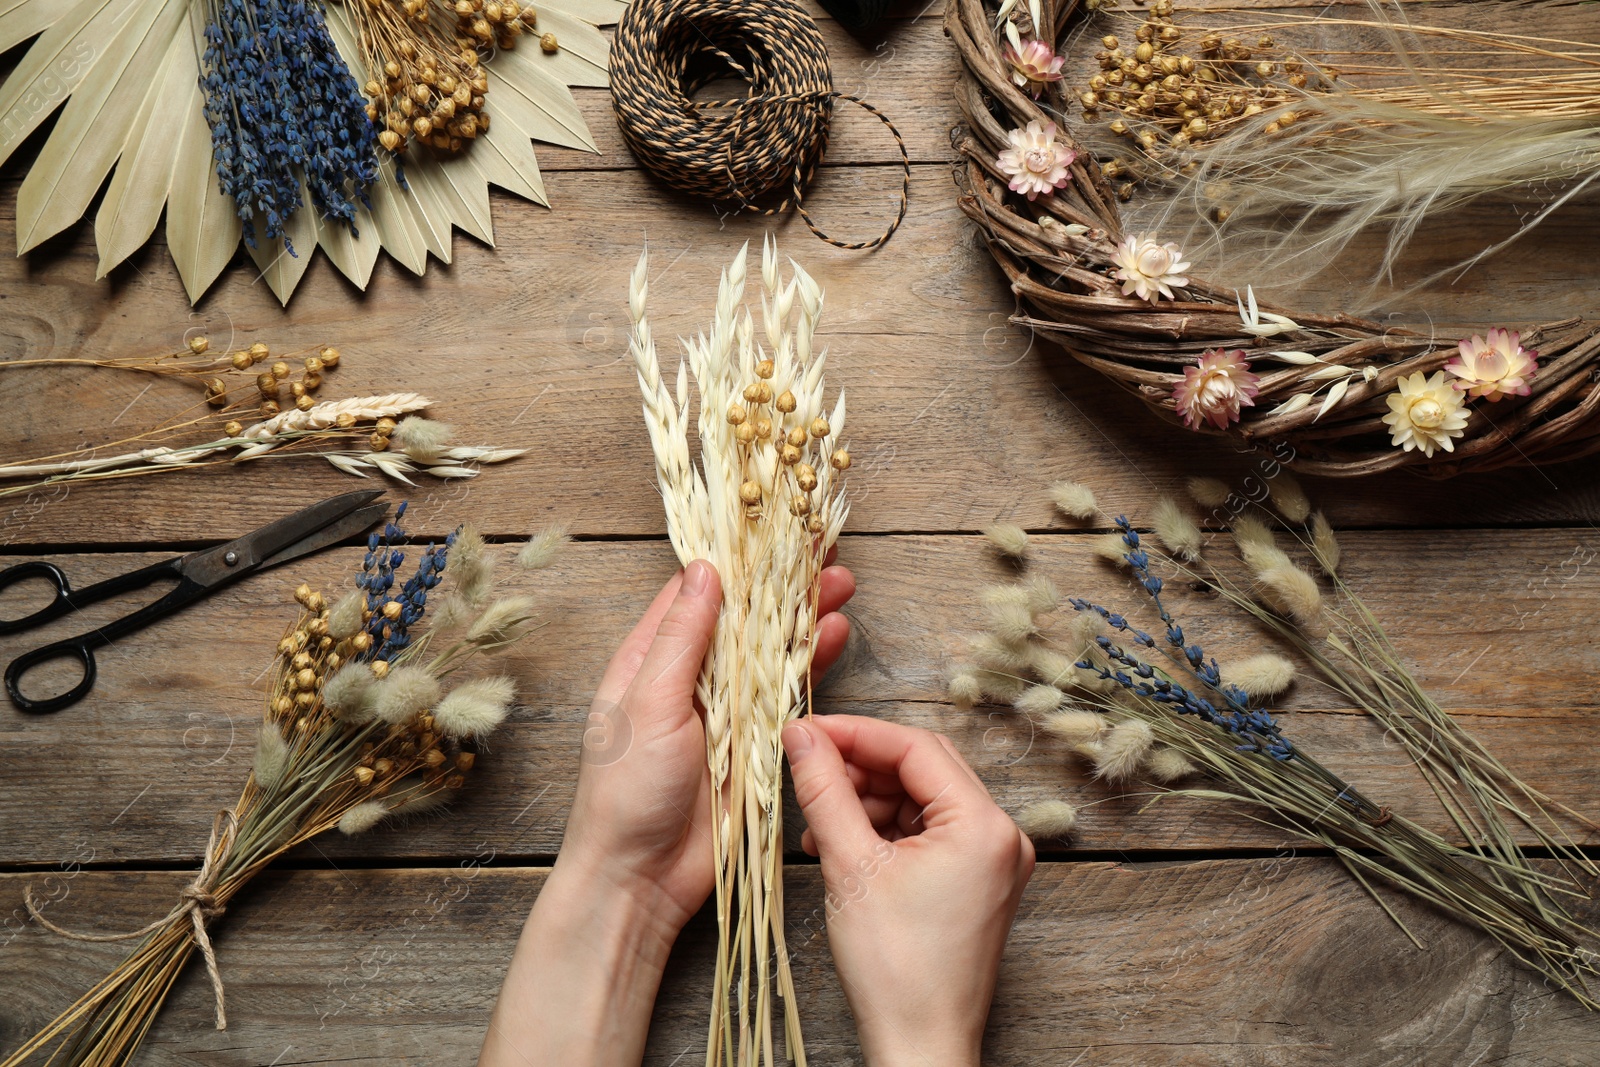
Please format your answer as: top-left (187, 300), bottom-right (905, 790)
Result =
top-left (611, 0), bottom-right (910, 251)
top-left (946, 0), bottom-right (1600, 477)
top-left (25, 810), bottom-right (239, 1030)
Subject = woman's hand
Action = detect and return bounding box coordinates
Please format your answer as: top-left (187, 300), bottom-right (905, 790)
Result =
top-left (560, 555), bottom-right (856, 931)
top-left (781, 715), bottom-right (1035, 1067)
top-left (480, 557), bottom-right (855, 1067)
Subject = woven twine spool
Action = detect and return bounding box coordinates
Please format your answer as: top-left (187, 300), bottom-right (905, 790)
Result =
top-left (946, 0), bottom-right (1600, 477)
top-left (611, 0), bottom-right (909, 251)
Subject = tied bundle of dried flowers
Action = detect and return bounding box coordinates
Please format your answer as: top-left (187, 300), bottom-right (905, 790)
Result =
top-left (954, 480), bottom-right (1600, 1006)
top-left (947, 0), bottom-right (1600, 476)
top-left (1, 506), bottom-right (567, 1067)
top-left (0, 338), bottom-right (522, 499)
top-left (0, 0), bottom-right (617, 303)
top-left (630, 238), bottom-right (850, 1066)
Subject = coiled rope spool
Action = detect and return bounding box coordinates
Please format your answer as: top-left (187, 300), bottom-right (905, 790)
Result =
top-left (610, 0), bottom-right (909, 251)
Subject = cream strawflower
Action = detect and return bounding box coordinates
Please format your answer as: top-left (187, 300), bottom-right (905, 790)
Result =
top-left (996, 120), bottom-right (1076, 200)
top-left (1383, 371), bottom-right (1470, 457)
top-left (1173, 349), bottom-right (1260, 429)
top-left (1446, 328), bottom-right (1538, 401)
top-left (1112, 234), bottom-right (1190, 302)
top-left (1003, 22), bottom-right (1064, 98)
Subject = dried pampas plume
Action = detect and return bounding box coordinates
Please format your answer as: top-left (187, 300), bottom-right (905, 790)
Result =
top-left (517, 525), bottom-right (569, 570)
top-left (1269, 475), bottom-right (1312, 525)
top-left (949, 669), bottom-right (984, 710)
top-left (1187, 477), bottom-right (1230, 510)
top-left (1043, 709), bottom-right (1106, 744)
top-left (1015, 684), bottom-right (1066, 717)
top-left (1152, 496), bottom-right (1202, 561)
top-left (1311, 513), bottom-right (1341, 577)
top-left (1144, 748), bottom-right (1197, 784)
top-left (1094, 720), bottom-right (1155, 781)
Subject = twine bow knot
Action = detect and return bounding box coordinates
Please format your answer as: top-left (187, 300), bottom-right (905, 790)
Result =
top-left (25, 810), bottom-right (238, 1030)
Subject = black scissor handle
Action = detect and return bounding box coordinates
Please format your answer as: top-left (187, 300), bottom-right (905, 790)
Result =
top-left (0, 561), bottom-right (74, 635)
top-left (5, 637), bottom-right (98, 714)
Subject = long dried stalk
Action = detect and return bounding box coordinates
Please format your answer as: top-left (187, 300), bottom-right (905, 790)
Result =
top-left (630, 238), bottom-right (850, 1067)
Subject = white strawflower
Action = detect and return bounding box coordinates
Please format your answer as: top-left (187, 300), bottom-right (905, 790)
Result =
top-left (1383, 371), bottom-right (1470, 457)
top-left (1112, 234), bottom-right (1190, 302)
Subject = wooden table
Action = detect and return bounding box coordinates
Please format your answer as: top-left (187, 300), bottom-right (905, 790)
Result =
top-left (4, 2), bottom-right (1599, 1063)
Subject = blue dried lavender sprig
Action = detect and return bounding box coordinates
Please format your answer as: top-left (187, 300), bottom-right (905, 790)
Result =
top-left (200, 0), bottom-right (378, 251)
top-left (354, 503), bottom-right (457, 662)
top-left (1071, 514), bottom-right (1294, 760)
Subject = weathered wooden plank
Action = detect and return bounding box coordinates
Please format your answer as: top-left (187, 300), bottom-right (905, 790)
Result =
top-left (1, 531), bottom-right (1594, 865)
top-left (2, 860), bottom-right (1594, 1065)
top-left (6, 162), bottom-right (1600, 545)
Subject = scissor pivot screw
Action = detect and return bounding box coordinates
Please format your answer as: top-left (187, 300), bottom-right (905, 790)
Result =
top-left (224, 551), bottom-right (239, 566)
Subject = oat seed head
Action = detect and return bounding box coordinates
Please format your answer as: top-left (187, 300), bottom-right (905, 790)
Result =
top-left (1049, 481), bottom-right (1099, 520)
top-left (433, 675), bottom-right (516, 738)
top-left (1186, 476), bottom-right (1230, 509)
top-left (338, 800), bottom-right (391, 835)
top-left (1221, 653), bottom-right (1297, 699)
top-left (1018, 799), bottom-right (1079, 838)
top-left (1151, 495), bottom-right (1203, 560)
top-left (372, 664), bottom-right (442, 725)
top-left (984, 523), bottom-right (1030, 559)
top-left (516, 525), bottom-right (570, 570)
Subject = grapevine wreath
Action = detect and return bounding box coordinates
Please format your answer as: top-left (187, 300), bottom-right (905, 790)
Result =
top-left (947, 0), bottom-right (1600, 477)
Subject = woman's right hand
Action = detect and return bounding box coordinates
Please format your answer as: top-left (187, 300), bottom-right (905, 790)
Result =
top-left (781, 715), bottom-right (1035, 1067)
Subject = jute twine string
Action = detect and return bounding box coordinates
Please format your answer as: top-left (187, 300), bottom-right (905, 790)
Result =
top-left (611, 0), bottom-right (910, 251)
top-left (26, 810), bottom-right (238, 1030)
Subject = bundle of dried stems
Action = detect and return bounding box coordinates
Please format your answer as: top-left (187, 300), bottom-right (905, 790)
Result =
top-left (2, 506), bottom-right (566, 1066)
top-left (948, 0), bottom-right (1600, 476)
top-left (956, 478), bottom-right (1600, 1006)
top-left (630, 238), bottom-right (851, 1066)
top-left (0, 339), bottom-right (521, 497)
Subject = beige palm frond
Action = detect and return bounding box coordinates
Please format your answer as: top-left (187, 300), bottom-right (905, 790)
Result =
top-left (0, 0), bottom-right (623, 304)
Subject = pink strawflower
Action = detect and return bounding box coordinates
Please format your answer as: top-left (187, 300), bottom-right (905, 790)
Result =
top-left (1446, 327), bottom-right (1538, 401)
top-left (1174, 349), bottom-right (1261, 430)
top-left (1112, 233), bottom-right (1190, 302)
top-left (1004, 37), bottom-right (1065, 98)
top-left (997, 120), bottom-right (1077, 201)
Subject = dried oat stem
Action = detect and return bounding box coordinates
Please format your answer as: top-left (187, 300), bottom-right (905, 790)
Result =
top-left (631, 237), bottom-right (848, 1067)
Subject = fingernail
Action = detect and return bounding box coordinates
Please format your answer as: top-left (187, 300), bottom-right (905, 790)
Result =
top-left (682, 559), bottom-right (712, 597)
top-left (782, 722), bottom-right (813, 759)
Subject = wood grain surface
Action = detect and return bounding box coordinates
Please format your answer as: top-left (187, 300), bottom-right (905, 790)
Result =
top-left (3, 0), bottom-right (1600, 1061)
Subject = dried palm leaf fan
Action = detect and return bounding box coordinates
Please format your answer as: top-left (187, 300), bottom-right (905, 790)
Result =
top-left (947, 0), bottom-right (1600, 476)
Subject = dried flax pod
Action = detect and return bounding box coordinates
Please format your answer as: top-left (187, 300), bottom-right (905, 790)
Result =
top-left (947, 0), bottom-right (1600, 476)
top-left (630, 238), bottom-right (850, 1065)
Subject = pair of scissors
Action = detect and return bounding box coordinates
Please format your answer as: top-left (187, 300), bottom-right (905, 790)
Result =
top-left (0, 489), bottom-right (389, 714)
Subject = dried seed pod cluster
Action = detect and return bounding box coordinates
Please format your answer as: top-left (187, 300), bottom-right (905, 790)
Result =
top-left (352, 0), bottom-right (553, 158)
top-left (246, 344), bottom-right (344, 420)
top-left (1080, 2), bottom-right (1335, 194)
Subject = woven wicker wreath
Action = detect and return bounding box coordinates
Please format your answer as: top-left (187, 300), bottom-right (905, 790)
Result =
top-left (946, 0), bottom-right (1600, 477)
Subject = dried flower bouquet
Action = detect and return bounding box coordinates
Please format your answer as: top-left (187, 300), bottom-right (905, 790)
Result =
top-left (956, 480), bottom-right (1600, 1006)
top-left (630, 238), bottom-right (851, 1066)
top-left (0, 338), bottom-right (521, 499)
top-left (2, 507), bottom-right (566, 1067)
top-left (948, 0), bottom-right (1600, 476)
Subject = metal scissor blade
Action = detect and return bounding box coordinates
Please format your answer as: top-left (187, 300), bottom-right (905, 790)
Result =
top-left (182, 490), bottom-right (387, 587)
top-left (256, 501), bottom-right (389, 570)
